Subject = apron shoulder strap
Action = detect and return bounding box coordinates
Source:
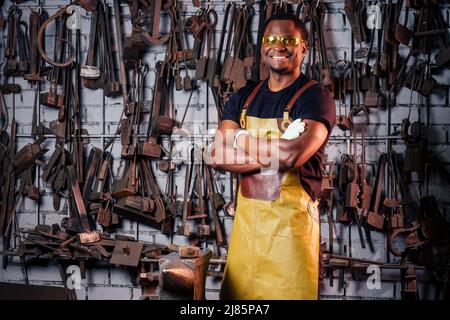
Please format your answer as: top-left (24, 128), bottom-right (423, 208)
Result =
top-left (279, 79), bottom-right (318, 132)
top-left (240, 80), bottom-right (264, 128)
top-left (284, 79), bottom-right (318, 113)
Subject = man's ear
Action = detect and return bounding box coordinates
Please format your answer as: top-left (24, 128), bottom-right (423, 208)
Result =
top-left (260, 46), bottom-right (266, 66)
top-left (301, 43), bottom-right (308, 55)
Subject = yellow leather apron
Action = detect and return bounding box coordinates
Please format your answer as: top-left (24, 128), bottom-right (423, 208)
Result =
top-left (220, 80), bottom-right (320, 300)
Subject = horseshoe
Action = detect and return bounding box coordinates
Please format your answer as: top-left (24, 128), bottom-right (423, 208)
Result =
top-left (38, 1), bottom-right (98, 68)
top-left (37, 6), bottom-right (76, 68)
top-left (388, 224), bottom-right (427, 257)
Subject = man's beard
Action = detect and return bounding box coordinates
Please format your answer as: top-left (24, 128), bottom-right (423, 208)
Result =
top-left (269, 65), bottom-right (290, 74)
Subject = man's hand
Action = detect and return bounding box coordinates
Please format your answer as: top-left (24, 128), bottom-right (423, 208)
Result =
top-left (203, 143), bottom-right (215, 166)
top-left (208, 120), bottom-right (262, 174)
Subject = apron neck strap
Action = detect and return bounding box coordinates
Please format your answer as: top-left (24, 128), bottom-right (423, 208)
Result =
top-left (240, 80), bottom-right (264, 128)
top-left (243, 81), bottom-right (265, 110)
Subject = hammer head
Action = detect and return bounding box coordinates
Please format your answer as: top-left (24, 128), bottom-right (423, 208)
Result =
top-left (78, 231), bottom-right (100, 244)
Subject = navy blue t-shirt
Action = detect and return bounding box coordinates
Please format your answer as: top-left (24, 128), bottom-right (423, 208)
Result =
top-left (222, 74), bottom-right (336, 200)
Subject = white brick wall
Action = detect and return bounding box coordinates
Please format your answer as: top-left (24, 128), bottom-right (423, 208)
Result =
top-left (1, 0), bottom-right (449, 300)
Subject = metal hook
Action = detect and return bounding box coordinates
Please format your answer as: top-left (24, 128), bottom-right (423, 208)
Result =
top-left (58, 191), bottom-right (69, 199)
top-left (140, 63), bottom-right (149, 77)
top-left (206, 7), bottom-right (218, 29)
top-left (205, 0), bottom-right (211, 12)
top-left (195, 7), bottom-right (204, 16)
top-left (335, 59), bottom-right (349, 75)
top-left (0, 93), bottom-right (8, 132)
top-left (8, 5), bottom-right (16, 15)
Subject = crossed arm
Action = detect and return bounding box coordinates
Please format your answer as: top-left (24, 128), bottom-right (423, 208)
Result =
top-left (208, 119), bottom-right (328, 174)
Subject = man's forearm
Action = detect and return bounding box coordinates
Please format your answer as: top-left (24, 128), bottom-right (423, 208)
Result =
top-left (213, 162), bottom-right (262, 174)
top-left (234, 120), bottom-right (328, 170)
top-left (209, 145), bottom-right (262, 174)
top-left (236, 135), bottom-right (295, 170)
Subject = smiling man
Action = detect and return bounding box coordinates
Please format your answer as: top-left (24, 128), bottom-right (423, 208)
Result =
top-left (210, 13), bottom-right (336, 300)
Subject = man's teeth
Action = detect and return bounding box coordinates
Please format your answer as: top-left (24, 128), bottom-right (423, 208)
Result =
top-left (272, 56), bottom-right (288, 60)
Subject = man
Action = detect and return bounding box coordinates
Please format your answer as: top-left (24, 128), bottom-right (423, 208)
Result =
top-left (209, 13), bottom-right (335, 299)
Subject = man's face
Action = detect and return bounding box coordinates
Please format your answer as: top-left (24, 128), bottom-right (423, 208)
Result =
top-left (261, 20), bottom-right (307, 75)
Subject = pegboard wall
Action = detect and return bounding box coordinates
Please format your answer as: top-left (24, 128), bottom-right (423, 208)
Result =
top-left (0, 0), bottom-right (449, 300)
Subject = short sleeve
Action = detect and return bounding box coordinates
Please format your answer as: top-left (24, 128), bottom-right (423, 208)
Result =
top-left (291, 85), bottom-right (336, 134)
top-left (221, 93), bottom-right (241, 125)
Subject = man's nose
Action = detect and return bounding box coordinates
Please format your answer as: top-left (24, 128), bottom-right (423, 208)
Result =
top-left (273, 42), bottom-right (287, 51)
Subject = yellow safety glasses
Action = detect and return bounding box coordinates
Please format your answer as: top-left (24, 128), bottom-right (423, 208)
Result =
top-left (261, 35), bottom-right (304, 47)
